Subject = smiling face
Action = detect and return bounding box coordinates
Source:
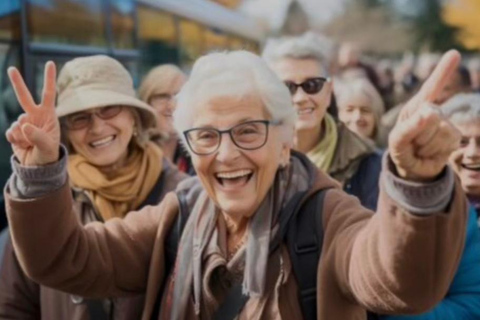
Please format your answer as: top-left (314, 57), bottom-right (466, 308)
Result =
top-left (338, 93), bottom-right (376, 139)
top-left (449, 119), bottom-right (480, 197)
top-left (188, 94), bottom-right (289, 221)
top-left (270, 58), bottom-right (332, 132)
top-left (66, 106), bottom-right (136, 169)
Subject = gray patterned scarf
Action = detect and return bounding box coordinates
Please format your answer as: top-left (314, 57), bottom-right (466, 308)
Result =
top-left (165, 156), bottom-right (311, 319)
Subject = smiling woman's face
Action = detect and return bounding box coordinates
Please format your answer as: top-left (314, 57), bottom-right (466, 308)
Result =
top-left (449, 119), bottom-right (480, 197)
top-left (66, 106), bottom-right (136, 169)
top-left (188, 94), bottom-right (290, 220)
top-left (150, 76), bottom-right (186, 136)
top-left (270, 57), bottom-right (332, 132)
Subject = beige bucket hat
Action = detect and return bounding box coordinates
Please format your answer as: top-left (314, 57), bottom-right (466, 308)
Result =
top-left (56, 55), bottom-right (157, 129)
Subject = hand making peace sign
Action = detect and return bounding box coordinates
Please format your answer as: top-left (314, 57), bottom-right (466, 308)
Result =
top-left (6, 62), bottom-right (60, 166)
top-left (388, 50), bottom-right (462, 181)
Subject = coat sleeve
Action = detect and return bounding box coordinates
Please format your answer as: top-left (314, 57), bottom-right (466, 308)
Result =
top-left (4, 181), bottom-right (179, 298)
top-left (322, 162), bottom-right (468, 315)
top-left (378, 206), bottom-right (480, 320)
top-left (0, 233), bottom-right (41, 320)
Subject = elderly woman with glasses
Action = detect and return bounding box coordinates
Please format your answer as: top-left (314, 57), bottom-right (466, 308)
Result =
top-left (2, 50), bottom-right (469, 320)
top-left (0, 55), bottom-right (186, 320)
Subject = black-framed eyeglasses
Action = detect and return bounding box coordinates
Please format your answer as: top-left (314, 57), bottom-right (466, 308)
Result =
top-left (183, 120), bottom-right (282, 156)
top-left (63, 105), bottom-right (124, 130)
top-left (284, 77), bottom-right (328, 95)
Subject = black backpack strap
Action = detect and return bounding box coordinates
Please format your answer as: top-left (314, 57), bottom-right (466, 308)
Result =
top-left (211, 188), bottom-right (314, 320)
top-left (85, 299), bottom-right (110, 320)
top-left (286, 189), bottom-right (328, 320)
top-left (151, 189), bottom-right (192, 320)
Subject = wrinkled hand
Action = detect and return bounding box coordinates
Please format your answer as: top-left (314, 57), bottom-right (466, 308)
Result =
top-left (389, 50), bottom-right (462, 182)
top-left (5, 62), bottom-right (60, 166)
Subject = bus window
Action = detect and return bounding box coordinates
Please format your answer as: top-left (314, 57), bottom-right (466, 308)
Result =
top-left (0, 0), bottom-right (21, 40)
top-left (179, 19), bottom-right (204, 69)
top-left (138, 6), bottom-right (179, 75)
top-left (204, 27), bottom-right (228, 54)
top-left (110, 0), bottom-right (135, 50)
top-left (26, 0), bottom-right (107, 47)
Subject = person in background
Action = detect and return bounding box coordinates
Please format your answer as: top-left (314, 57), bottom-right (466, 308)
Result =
top-left (337, 42), bottom-right (381, 92)
top-left (444, 93), bottom-right (480, 223)
top-left (335, 77), bottom-right (386, 148)
top-left (0, 55), bottom-right (187, 320)
top-left (138, 64), bottom-right (194, 175)
top-left (382, 65), bottom-right (471, 144)
top-left (468, 59), bottom-right (480, 93)
top-left (263, 33), bottom-right (382, 210)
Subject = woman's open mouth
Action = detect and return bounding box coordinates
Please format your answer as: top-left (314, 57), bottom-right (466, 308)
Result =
top-left (215, 169), bottom-right (254, 189)
top-left (461, 163), bottom-right (480, 172)
top-left (89, 135), bottom-right (116, 149)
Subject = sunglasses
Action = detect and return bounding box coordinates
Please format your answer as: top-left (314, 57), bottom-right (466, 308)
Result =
top-left (64, 105), bottom-right (124, 130)
top-left (284, 77), bottom-right (328, 95)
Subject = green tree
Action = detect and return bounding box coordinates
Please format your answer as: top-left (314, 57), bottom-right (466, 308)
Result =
top-left (408, 0), bottom-right (465, 52)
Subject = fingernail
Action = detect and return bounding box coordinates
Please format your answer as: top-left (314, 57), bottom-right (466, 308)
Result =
top-left (22, 124), bottom-right (33, 135)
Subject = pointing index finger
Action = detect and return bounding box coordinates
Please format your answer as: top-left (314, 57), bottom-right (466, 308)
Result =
top-left (417, 50), bottom-right (461, 105)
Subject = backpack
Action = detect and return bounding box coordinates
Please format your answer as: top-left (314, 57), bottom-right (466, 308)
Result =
top-left (156, 188), bottom-right (378, 320)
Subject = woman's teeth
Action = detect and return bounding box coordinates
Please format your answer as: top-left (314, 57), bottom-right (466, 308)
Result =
top-left (297, 108), bottom-right (314, 115)
top-left (462, 163), bottom-right (480, 171)
top-left (216, 169), bottom-right (253, 179)
top-left (90, 135), bottom-right (115, 148)
top-left (215, 169), bottom-right (254, 187)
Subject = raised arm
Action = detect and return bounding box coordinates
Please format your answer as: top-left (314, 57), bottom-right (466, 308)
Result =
top-left (3, 63), bottom-right (177, 298)
top-left (322, 51), bottom-right (469, 315)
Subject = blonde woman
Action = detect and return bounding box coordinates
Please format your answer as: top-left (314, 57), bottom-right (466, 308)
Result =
top-left (335, 77), bottom-right (386, 147)
top-left (139, 64), bottom-right (193, 174)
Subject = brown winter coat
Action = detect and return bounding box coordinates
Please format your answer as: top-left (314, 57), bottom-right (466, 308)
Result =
top-left (3, 157), bottom-right (468, 320)
top-left (0, 160), bottom-right (187, 320)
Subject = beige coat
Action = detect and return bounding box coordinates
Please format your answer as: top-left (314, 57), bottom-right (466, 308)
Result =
top-left (5, 163), bottom-right (468, 319)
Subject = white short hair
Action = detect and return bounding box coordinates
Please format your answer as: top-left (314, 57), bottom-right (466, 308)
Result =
top-left (173, 50), bottom-right (296, 149)
top-left (442, 93), bottom-right (480, 124)
top-left (261, 32), bottom-right (333, 74)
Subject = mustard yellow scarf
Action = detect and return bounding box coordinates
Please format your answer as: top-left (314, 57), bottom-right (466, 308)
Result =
top-left (306, 114), bottom-right (338, 172)
top-left (68, 142), bottom-right (163, 220)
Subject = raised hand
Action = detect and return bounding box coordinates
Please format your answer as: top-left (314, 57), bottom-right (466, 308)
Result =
top-left (5, 62), bottom-right (60, 166)
top-left (389, 50), bottom-right (462, 181)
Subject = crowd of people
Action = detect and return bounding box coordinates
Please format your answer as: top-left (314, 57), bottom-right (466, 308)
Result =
top-left (0, 31), bottom-right (479, 320)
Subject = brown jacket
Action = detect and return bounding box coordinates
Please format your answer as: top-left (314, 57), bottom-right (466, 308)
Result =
top-left (4, 158), bottom-right (468, 320)
top-left (0, 160), bottom-right (187, 320)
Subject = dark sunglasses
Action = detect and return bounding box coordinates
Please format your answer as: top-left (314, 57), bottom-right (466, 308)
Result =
top-left (284, 77), bottom-right (328, 95)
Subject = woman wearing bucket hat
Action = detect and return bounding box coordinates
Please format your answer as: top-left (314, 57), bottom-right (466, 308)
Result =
top-left (0, 55), bottom-right (187, 320)
top-left (139, 64), bottom-right (194, 175)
